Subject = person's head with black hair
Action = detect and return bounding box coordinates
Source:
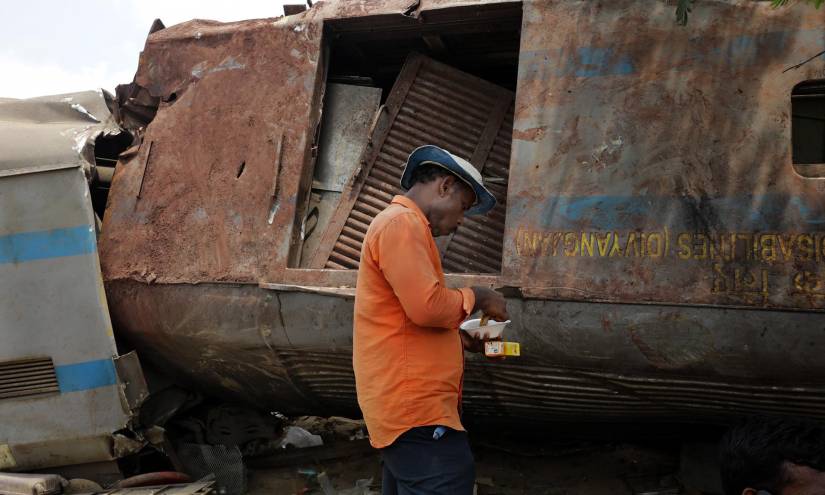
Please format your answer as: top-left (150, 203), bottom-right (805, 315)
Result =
top-left (405, 162), bottom-right (476, 237)
top-left (719, 415), bottom-right (825, 495)
top-left (408, 163), bottom-right (457, 188)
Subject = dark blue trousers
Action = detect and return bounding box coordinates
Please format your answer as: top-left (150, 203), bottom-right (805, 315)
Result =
top-left (381, 426), bottom-right (475, 495)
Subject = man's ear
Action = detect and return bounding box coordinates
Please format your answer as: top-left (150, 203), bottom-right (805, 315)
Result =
top-left (439, 175), bottom-right (455, 197)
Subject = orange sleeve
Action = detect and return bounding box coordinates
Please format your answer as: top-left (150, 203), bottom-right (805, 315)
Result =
top-left (375, 214), bottom-right (473, 329)
top-left (458, 287), bottom-right (476, 317)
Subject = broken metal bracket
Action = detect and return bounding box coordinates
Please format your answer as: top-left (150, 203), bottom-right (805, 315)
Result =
top-left (114, 351), bottom-right (150, 414)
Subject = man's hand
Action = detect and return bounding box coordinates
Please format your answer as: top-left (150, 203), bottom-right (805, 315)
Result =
top-left (460, 331), bottom-right (505, 360)
top-left (470, 287), bottom-right (509, 322)
top-left (460, 330), bottom-right (485, 353)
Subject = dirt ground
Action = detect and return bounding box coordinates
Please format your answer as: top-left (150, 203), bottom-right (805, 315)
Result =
top-left (245, 425), bottom-right (709, 495)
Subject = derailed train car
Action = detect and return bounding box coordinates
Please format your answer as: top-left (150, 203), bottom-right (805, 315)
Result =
top-left (99, 0), bottom-right (825, 426)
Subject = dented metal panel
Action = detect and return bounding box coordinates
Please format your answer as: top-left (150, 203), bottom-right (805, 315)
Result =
top-left (0, 90), bottom-right (124, 178)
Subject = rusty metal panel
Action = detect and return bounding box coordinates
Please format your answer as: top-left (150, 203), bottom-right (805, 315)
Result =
top-left (99, 2), bottom-right (518, 285)
top-left (505, 0), bottom-right (825, 311)
top-left (312, 53), bottom-right (513, 271)
top-left (0, 357), bottom-right (59, 400)
top-left (99, 18), bottom-right (326, 284)
top-left (97, 0), bottom-right (825, 427)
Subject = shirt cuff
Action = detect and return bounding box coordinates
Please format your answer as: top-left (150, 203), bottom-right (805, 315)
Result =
top-left (458, 287), bottom-right (475, 318)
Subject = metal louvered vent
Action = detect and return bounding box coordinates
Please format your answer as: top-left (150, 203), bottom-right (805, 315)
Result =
top-left (0, 356), bottom-right (59, 400)
top-left (442, 104), bottom-right (513, 273)
top-left (278, 349), bottom-right (357, 408)
top-left (311, 53), bottom-right (514, 272)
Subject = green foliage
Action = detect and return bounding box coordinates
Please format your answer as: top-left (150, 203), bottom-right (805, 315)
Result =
top-left (677, 0), bottom-right (823, 26)
top-left (771, 0), bottom-right (824, 8)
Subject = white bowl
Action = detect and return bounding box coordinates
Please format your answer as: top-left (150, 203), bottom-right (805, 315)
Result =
top-left (460, 318), bottom-right (511, 339)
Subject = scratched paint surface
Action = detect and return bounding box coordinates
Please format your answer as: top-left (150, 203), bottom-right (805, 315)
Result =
top-left (504, 0), bottom-right (825, 310)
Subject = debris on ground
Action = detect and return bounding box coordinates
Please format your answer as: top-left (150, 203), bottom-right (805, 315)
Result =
top-left (288, 417), bottom-right (368, 443)
top-left (0, 393), bottom-right (721, 495)
top-left (0, 472), bottom-right (67, 495)
top-left (280, 427), bottom-right (324, 449)
top-left (0, 473), bottom-right (216, 495)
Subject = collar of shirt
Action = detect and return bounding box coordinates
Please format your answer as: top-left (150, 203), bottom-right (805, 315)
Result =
top-left (391, 195), bottom-right (430, 228)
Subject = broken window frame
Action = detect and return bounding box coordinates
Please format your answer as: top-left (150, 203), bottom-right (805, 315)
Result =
top-left (280, 2), bottom-right (524, 282)
top-left (791, 79), bottom-right (825, 178)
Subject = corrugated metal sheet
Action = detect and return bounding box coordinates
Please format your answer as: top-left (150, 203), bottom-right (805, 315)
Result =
top-left (312, 53), bottom-right (513, 272)
top-left (248, 346), bottom-right (825, 423)
top-left (277, 350), bottom-right (357, 410)
top-left (463, 361), bottom-right (825, 423)
top-left (278, 351), bottom-right (825, 423)
top-left (264, 350), bottom-right (824, 421)
top-left (0, 357), bottom-right (58, 400)
top-left (443, 104), bottom-right (513, 273)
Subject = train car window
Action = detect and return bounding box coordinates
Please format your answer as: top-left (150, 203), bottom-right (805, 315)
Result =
top-left (792, 80), bottom-right (825, 177)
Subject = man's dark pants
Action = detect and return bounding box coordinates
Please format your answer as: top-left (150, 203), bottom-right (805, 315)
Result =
top-left (381, 426), bottom-right (475, 495)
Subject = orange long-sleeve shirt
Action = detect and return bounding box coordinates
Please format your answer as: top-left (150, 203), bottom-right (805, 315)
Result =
top-left (353, 195), bottom-right (475, 449)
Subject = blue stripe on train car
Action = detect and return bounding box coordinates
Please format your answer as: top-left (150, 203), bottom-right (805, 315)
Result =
top-left (508, 194), bottom-right (825, 232)
top-left (55, 358), bottom-right (117, 393)
top-left (0, 225), bottom-right (96, 264)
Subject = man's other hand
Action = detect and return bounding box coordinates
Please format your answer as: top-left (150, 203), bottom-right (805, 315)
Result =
top-left (470, 287), bottom-right (509, 322)
top-left (460, 330), bottom-right (485, 353)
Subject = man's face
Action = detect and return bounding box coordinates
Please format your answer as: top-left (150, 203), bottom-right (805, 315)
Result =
top-left (428, 175), bottom-right (475, 237)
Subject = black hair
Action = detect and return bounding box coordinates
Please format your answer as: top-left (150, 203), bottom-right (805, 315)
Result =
top-left (719, 415), bottom-right (825, 495)
top-left (408, 163), bottom-right (454, 187)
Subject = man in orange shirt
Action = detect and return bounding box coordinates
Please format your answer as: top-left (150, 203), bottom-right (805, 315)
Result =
top-left (353, 145), bottom-right (509, 495)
